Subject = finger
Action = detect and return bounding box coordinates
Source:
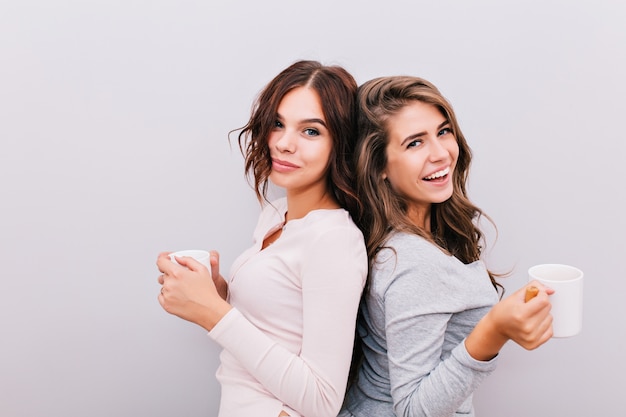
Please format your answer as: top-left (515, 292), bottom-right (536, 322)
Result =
top-left (210, 250), bottom-right (220, 279)
top-left (528, 280), bottom-right (555, 295)
top-left (157, 290), bottom-right (166, 308)
top-left (174, 255), bottom-right (204, 272)
top-left (157, 253), bottom-right (181, 275)
top-left (533, 314), bottom-right (554, 346)
top-left (156, 252), bottom-right (172, 268)
top-left (524, 286), bottom-right (539, 302)
top-left (156, 252), bottom-right (170, 272)
top-left (543, 319), bottom-right (554, 340)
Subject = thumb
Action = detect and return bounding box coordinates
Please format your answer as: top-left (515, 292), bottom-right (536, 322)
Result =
top-left (210, 250), bottom-right (221, 279)
top-left (173, 255), bottom-right (202, 271)
top-left (528, 280), bottom-right (556, 296)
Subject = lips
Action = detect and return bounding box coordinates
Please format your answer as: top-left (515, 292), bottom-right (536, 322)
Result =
top-left (272, 158), bottom-right (299, 172)
top-left (423, 167), bottom-right (450, 181)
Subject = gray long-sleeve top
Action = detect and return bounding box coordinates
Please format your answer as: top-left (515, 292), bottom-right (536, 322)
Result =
top-left (340, 232), bottom-right (499, 417)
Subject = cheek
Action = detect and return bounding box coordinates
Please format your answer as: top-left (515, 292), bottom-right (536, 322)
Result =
top-left (311, 142), bottom-right (334, 168)
top-left (398, 154), bottom-right (423, 175)
top-left (449, 141), bottom-right (460, 164)
top-left (385, 162), bottom-right (411, 189)
top-left (267, 132), bottom-right (278, 148)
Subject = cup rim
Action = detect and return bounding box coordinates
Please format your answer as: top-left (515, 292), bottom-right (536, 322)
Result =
top-left (170, 249), bottom-right (210, 259)
top-left (528, 263), bottom-right (583, 282)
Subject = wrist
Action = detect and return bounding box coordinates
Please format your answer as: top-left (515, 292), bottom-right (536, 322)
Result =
top-left (196, 299), bottom-right (232, 332)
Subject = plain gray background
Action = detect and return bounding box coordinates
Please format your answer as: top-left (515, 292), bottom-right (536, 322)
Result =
top-left (1, 0), bottom-right (624, 416)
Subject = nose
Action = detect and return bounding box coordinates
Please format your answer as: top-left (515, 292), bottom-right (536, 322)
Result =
top-left (274, 129), bottom-right (296, 153)
top-left (428, 137), bottom-right (449, 162)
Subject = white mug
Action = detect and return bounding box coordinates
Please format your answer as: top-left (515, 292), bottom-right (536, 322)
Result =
top-left (528, 263), bottom-right (583, 338)
top-left (169, 250), bottom-right (212, 277)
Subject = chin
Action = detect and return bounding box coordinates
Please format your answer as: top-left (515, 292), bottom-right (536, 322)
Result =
top-left (434, 191), bottom-right (454, 204)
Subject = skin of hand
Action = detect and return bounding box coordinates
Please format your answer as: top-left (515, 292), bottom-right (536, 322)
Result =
top-left (208, 250), bottom-right (229, 301)
top-left (465, 280), bottom-right (554, 361)
top-left (157, 252), bottom-right (232, 332)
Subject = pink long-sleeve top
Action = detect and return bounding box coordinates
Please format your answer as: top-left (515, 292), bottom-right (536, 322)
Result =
top-left (208, 197), bottom-right (367, 417)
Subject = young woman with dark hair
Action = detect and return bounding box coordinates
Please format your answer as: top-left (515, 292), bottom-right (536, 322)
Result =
top-left (157, 60), bottom-right (367, 417)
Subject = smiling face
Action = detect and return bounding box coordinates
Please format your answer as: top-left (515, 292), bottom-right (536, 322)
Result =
top-left (268, 87), bottom-right (334, 197)
top-left (383, 100), bottom-right (459, 227)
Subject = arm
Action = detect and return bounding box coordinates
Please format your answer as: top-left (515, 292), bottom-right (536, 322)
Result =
top-left (374, 236), bottom-right (501, 417)
top-left (465, 280), bottom-right (554, 361)
top-left (209, 226), bottom-right (367, 417)
top-left (382, 266), bottom-right (492, 417)
top-left (381, 249), bottom-right (553, 417)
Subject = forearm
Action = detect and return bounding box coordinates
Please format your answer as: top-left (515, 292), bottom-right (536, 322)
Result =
top-left (209, 308), bottom-right (348, 417)
top-left (192, 298), bottom-right (232, 332)
top-left (386, 307), bottom-right (499, 416)
top-left (395, 343), bottom-right (497, 417)
top-left (464, 310), bottom-right (509, 361)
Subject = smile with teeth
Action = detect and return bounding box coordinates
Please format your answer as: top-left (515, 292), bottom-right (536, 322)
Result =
top-left (423, 167), bottom-right (450, 181)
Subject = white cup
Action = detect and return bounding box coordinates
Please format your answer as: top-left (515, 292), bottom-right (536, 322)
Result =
top-left (169, 250), bottom-right (212, 276)
top-left (528, 263), bottom-right (583, 338)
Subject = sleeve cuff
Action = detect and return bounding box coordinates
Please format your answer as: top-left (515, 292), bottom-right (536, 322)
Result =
top-left (207, 308), bottom-right (277, 370)
top-left (207, 307), bottom-right (240, 341)
top-left (453, 338), bottom-right (499, 372)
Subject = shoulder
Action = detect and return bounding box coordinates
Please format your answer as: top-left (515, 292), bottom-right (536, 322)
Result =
top-left (299, 208), bottom-right (364, 242)
top-left (369, 232), bottom-right (448, 298)
top-left (377, 232), bottom-right (441, 266)
top-left (298, 209), bottom-right (368, 288)
top-left (299, 209), bottom-right (366, 262)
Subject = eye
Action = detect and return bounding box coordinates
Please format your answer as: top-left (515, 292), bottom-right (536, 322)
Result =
top-left (406, 139), bottom-right (422, 149)
top-left (438, 127), bottom-right (452, 137)
top-left (273, 120), bottom-right (284, 129)
top-left (304, 128), bottom-right (320, 137)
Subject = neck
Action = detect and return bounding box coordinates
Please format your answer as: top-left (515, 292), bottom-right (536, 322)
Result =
top-left (406, 204), bottom-right (431, 231)
top-left (285, 187), bottom-right (339, 221)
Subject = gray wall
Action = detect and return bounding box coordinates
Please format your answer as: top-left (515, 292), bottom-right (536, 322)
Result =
top-left (1, 1), bottom-right (624, 416)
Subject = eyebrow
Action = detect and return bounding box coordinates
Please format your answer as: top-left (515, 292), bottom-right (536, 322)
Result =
top-left (276, 113), bottom-right (328, 128)
top-left (303, 118), bottom-right (328, 127)
top-left (400, 119), bottom-right (450, 146)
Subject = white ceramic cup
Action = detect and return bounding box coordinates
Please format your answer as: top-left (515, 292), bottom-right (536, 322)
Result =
top-left (528, 263), bottom-right (583, 338)
top-left (169, 250), bottom-right (212, 276)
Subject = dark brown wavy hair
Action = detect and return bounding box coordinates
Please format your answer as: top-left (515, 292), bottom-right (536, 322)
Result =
top-left (234, 60), bottom-right (361, 218)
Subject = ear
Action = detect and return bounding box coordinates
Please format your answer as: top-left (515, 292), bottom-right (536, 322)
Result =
top-left (381, 171), bottom-right (387, 181)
